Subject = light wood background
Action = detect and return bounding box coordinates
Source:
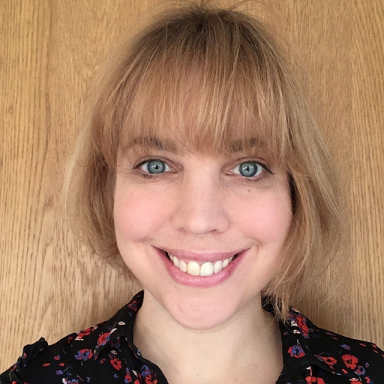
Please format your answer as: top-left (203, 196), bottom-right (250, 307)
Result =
top-left (1, 0), bottom-right (383, 371)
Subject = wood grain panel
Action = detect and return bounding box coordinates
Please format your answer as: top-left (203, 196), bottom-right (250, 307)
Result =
top-left (350, 0), bottom-right (384, 342)
top-left (1, 0), bottom-right (383, 371)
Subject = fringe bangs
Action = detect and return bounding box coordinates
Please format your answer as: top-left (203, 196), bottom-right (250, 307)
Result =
top-left (104, 5), bottom-right (291, 165)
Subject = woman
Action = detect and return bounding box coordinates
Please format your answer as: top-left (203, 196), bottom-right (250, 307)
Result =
top-left (1, 2), bottom-right (383, 383)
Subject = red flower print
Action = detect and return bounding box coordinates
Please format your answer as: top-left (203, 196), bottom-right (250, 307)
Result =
top-left (315, 354), bottom-right (337, 366)
top-left (125, 371), bottom-right (132, 383)
top-left (306, 377), bottom-right (325, 384)
top-left (75, 326), bottom-right (95, 340)
top-left (296, 314), bottom-right (310, 338)
top-left (97, 332), bottom-right (110, 346)
top-left (111, 357), bottom-right (122, 370)
top-left (323, 356), bottom-right (337, 366)
top-left (342, 354), bottom-right (358, 369)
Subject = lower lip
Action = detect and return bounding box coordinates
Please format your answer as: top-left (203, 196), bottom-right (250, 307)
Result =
top-left (155, 248), bottom-right (247, 288)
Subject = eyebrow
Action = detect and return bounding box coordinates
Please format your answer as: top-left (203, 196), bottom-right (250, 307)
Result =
top-left (125, 136), bottom-right (261, 153)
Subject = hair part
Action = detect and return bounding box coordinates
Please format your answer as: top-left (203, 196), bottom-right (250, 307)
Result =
top-left (65, 1), bottom-right (343, 321)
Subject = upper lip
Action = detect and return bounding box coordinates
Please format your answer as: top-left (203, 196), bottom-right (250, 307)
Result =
top-left (154, 246), bottom-right (246, 262)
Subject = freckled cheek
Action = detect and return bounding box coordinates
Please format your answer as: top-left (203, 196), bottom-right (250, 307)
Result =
top-left (114, 189), bottom-right (169, 242)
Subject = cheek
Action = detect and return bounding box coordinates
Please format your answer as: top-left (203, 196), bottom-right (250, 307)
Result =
top-left (235, 193), bottom-right (292, 243)
top-left (114, 186), bottom-right (169, 242)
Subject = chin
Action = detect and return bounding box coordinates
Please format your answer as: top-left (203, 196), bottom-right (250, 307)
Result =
top-left (160, 288), bottom-right (245, 331)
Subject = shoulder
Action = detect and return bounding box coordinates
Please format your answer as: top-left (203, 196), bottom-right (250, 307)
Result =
top-left (0, 324), bottom-right (103, 383)
top-left (282, 308), bottom-right (384, 383)
top-left (0, 292), bottom-right (145, 384)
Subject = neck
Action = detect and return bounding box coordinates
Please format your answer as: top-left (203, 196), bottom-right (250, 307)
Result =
top-left (133, 290), bottom-right (283, 384)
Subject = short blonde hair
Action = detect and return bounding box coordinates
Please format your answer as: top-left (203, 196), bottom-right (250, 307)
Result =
top-left (67, 2), bottom-right (342, 320)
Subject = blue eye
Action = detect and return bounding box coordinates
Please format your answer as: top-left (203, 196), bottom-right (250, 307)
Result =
top-left (140, 159), bottom-right (169, 174)
top-left (234, 162), bottom-right (263, 178)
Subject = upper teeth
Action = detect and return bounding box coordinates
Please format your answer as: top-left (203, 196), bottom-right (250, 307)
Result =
top-left (168, 254), bottom-right (234, 277)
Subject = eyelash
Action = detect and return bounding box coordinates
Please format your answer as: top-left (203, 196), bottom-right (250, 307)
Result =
top-left (133, 158), bottom-right (274, 183)
top-left (231, 161), bottom-right (274, 183)
top-left (134, 159), bottom-right (171, 179)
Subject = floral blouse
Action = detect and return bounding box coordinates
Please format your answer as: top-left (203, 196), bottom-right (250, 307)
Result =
top-left (1, 291), bottom-right (383, 383)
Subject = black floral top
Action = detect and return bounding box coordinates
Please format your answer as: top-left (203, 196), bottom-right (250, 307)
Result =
top-left (1, 291), bottom-right (383, 383)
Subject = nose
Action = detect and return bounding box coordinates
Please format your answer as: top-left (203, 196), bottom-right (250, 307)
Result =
top-left (171, 172), bottom-right (231, 236)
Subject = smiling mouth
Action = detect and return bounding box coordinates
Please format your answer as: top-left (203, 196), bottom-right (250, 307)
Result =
top-left (165, 251), bottom-right (239, 277)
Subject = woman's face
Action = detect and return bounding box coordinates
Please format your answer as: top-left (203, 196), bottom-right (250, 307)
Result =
top-left (114, 137), bottom-right (292, 329)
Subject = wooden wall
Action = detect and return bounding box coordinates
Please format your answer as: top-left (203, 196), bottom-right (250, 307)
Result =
top-left (1, 0), bottom-right (383, 370)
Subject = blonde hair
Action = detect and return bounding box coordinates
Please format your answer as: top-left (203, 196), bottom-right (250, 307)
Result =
top-left (66, 2), bottom-right (342, 320)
